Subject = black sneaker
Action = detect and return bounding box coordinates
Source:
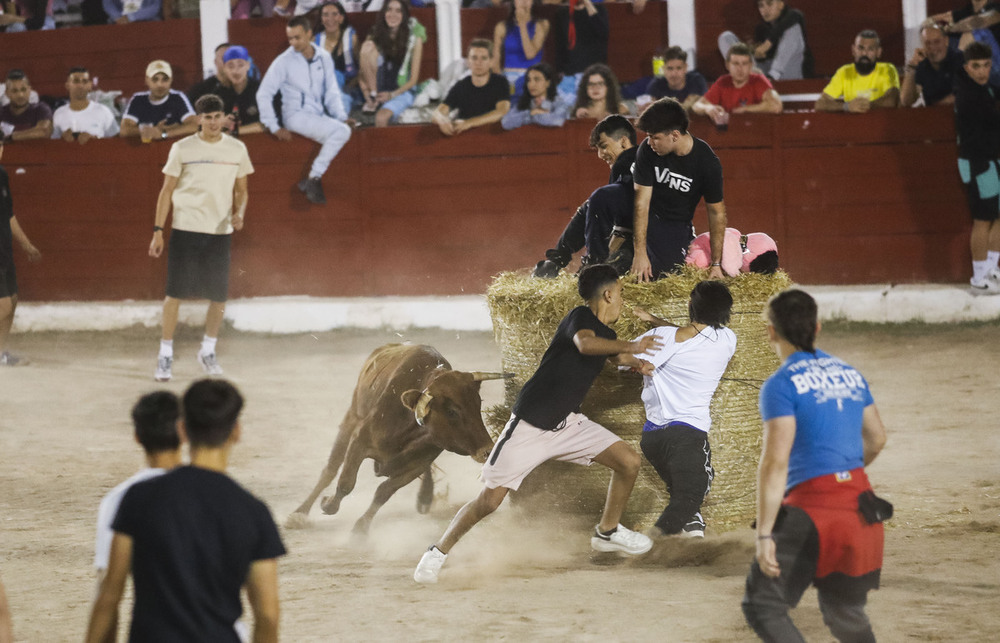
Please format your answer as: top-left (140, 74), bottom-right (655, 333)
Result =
top-left (298, 177), bottom-right (327, 205)
top-left (681, 513), bottom-right (706, 538)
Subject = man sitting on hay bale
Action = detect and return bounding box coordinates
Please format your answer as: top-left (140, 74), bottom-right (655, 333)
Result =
top-left (630, 280), bottom-right (737, 539)
top-left (414, 265), bottom-right (661, 584)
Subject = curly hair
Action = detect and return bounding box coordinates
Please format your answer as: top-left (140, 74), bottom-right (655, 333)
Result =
top-left (369, 0), bottom-right (411, 68)
top-left (573, 63), bottom-right (623, 117)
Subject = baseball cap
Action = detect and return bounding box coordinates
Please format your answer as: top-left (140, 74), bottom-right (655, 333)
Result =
top-left (223, 45), bottom-right (251, 64)
top-left (145, 60), bottom-right (172, 79)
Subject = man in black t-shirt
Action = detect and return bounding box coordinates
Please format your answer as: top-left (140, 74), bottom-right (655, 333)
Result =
top-left (533, 114), bottom-right (637, 278)
top-left (434, 39), bottom-right (511, 136)
top-left (86, 380), bottom-right (286, 642)
top-left (901, 23), bottom-right (963, 107)
top-left (0, 139), bottom-right (41, 367)
top-left (414, 265), bottom-right (662, 584)
top-left (631, 98), bottom-right (727, 282)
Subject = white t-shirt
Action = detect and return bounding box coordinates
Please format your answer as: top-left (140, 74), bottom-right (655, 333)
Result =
top-left (633, 325), bottom-right (737, 431)
top-left (163, 133), bottom-right (254, 235)
top-left (51, 101), bottom-right (120, 139)
top-left (93, 467), bottom-right (166, 570)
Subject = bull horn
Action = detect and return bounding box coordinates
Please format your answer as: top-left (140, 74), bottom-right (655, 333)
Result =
top-left (414, 390), bottom-right (433, 426)
top-left (470, 371), bottom-right (515, 381)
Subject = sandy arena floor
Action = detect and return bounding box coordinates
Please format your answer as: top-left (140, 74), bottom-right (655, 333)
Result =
top-left (1, 323), bottom-right (999, 642)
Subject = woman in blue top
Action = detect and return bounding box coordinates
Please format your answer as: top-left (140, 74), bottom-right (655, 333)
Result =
top-left (492, 0), bottom-right (550, 96)
top-left (358, 0), bottom-right (426, 126)
top-left (314, 1), bottom-right (359, 118)
top-left (744, 289), bottom-right (889, 643)
top-left (501, 62), bottom-right (571, 130)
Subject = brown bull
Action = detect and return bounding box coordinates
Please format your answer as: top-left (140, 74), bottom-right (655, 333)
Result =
top-left (288, 343), bottom-right (509, 534)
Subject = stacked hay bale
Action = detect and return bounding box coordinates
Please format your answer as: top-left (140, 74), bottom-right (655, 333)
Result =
top-left (485, 267), bottom-right (792, 533)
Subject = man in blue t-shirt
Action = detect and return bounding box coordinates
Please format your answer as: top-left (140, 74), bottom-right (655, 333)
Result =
top-left (743, 289), bottom-right (888, 643)
top-left (414, 265), bottom-right (662, 584)
top-left (120, 60), bottom-right (198, 141)
top-left (86, 379), bottom-right (286, 643)
top-left (644, 46), bottom-right (707, 112)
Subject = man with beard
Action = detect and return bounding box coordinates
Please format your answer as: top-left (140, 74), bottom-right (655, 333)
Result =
top-left (815, 30), bottom-right (900, 112)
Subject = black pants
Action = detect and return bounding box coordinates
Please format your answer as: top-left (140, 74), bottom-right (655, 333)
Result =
top-left (742, 506), bottom-right (876, 643)
top-left (639, 424), bottom-right (713, 534)
top-left (546, 183), bottom-right (634, 267)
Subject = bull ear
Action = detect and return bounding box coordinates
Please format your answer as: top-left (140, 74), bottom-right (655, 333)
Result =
top-left (400, 389), bottom-right (422, 411)
top-left (469, 372), bottom-right (514, 381)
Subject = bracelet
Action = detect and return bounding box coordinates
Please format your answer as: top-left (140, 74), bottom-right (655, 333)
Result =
top-left (710, 262), bottom-right (721, 267)
top-left (842, 102), bottom-right (850, 112)
top-left (153, 225), bottom-right (163, 232)
top-left (757, 534), bottom-right (773, 540)
top-left (161, 130), bottom-right (168, 140)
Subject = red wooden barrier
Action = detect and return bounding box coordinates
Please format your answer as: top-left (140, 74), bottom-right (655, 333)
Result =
top-left (3, 107), bottom-right (968, 303)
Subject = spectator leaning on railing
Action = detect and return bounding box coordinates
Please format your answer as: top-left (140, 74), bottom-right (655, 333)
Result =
top-left (815, 29), bottom-right (900, 113)
top-left (692, 42), bottom-right (783, 129)
top-left (901, 22), bottom-right (963, 107)
top-left (0, 70), bottom-right (52, 142)
top-left (51, 67), bottom-right (120, 143)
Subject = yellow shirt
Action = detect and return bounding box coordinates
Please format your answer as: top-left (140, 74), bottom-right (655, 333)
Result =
top-left (822, 62), bottom-right (900, 102)
top-left (163, 133), bottom-right (254, 235)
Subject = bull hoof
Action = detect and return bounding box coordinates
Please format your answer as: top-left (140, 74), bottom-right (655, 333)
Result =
top-left (416, 499), bottom-right (432, 514)
top-left (284, 512), bottom-right (311, 530)
top-left (320, 495), bottom-right (342, 515)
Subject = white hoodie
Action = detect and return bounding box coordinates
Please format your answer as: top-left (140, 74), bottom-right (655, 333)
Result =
top-left (257, 44), bottom-right (347, 132)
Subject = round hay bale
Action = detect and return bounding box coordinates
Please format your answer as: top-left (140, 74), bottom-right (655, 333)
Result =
top-left (486, 266), bottom-right (792, 533)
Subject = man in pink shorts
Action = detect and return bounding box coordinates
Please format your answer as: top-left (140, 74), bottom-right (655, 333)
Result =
top-left (414, 264), bottom-right (662, 584)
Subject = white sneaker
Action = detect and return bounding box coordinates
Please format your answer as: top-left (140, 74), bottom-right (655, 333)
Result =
top-left (970, 278), bottom-right (1000, 296)
top-left (414, 546), bottom-right (447, 584)
top-left (988, 266), bottom-right (1000, 284)
top-left (591, 524), bottom-right (653, 555)
top-left (197, 352), bottom-right (223, 376)
top-left (154, 355), bottom-right (172, 381)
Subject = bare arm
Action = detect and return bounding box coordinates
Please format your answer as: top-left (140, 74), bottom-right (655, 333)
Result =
top-left (163, 114), bottom-right (199, 138)
top-left (520, 18), bottom-right (549, 61)
top-left (680, 93), bottom-right (702, 112)
top-left (119, 119), bottom-right (140, 137)
top-left (85, 533), bottom-right (132, 643)
top-left (814, 92), bottom-right (846, 113)
top-left (691, 95), bottom-right (718, 116)
top-left (755, 415), bottom-right (796, 578)
top-left (734, 89), bottom-right (782, 114)
top-left (455, 100), bottom-right (511, 132)
top-left (870, 87), bottom-right (900, 109)
top-left (149, 174), bottom-right (179, 258)
top-left (900, 47), bottom-right (925, 107)
top-left (861, 404), bottom-right (887, 465)
top-left (246, 558), bottom-right (280, 643)
top-left (947, 9), bottom-right (1000, 33)
top-left (10, 119), bottom-right (53, 141)
top-left (231, 175), bottom-right (248, 231)
top-left (433, 103), bottom-right (455, 136)
top-left (573, 328), bottom-right (662, 357)
top-left (630, 182), bottom-right (653, 281)
top-left (492, 22), bottom-right (506, 73)
top-left (632, 306), bottom-right (676, 327)
top-left (706, 201), bottom-right (727, 279)
top-left (9, 216), bottom-right (40, 261)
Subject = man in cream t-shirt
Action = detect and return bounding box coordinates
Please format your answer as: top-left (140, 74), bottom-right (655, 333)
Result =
top-left (148, 93), bottom-right (253, 382)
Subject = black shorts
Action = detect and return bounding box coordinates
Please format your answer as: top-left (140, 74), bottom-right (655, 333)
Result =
top-left (0, 259), bottom-right (15, 299)
top-left (165, 229), bottom-right (231, 302)
top-left (958, 157), bottom-right (1000, 222)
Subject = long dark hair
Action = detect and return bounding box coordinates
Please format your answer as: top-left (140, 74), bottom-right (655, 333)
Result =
top-left (369, 0), bottom-right (411, 67)
top-left (506, 0), bottom-right (539, 30)
top-left (517, 62), bottom-right (557, 110)
top-left (573, 63), bottom-right (623, 116)
top-left (320, 1), bottom-right (349, 32)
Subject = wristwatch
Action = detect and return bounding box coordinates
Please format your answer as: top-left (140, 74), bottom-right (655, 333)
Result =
top-left (160, 130), bottom-right (168, 140)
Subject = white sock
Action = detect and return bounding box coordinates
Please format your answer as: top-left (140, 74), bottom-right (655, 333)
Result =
top-left (200, 336), bottom-right (218, 356)
top-left (988, 250), bottom-right (1000, 270)
top-left (159, 339), bottom-right (173, 358)
top-left (972, 260), bottom-right (990, 284)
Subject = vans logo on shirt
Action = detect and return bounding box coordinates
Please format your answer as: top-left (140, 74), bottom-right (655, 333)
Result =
top-left (653, 167), bottom-right (693, 192)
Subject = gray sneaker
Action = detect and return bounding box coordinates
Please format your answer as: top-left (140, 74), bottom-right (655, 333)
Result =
top-left (414, 546), bottom-right (447, 584)
top-left (197, 352), bottom-right (223, 376)
top-left (154, 355), bottom-right (173, 381)
top-left (591, 524), bottom-right (653, 555)
top-left (0, 351), bottom-right (22, 366)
